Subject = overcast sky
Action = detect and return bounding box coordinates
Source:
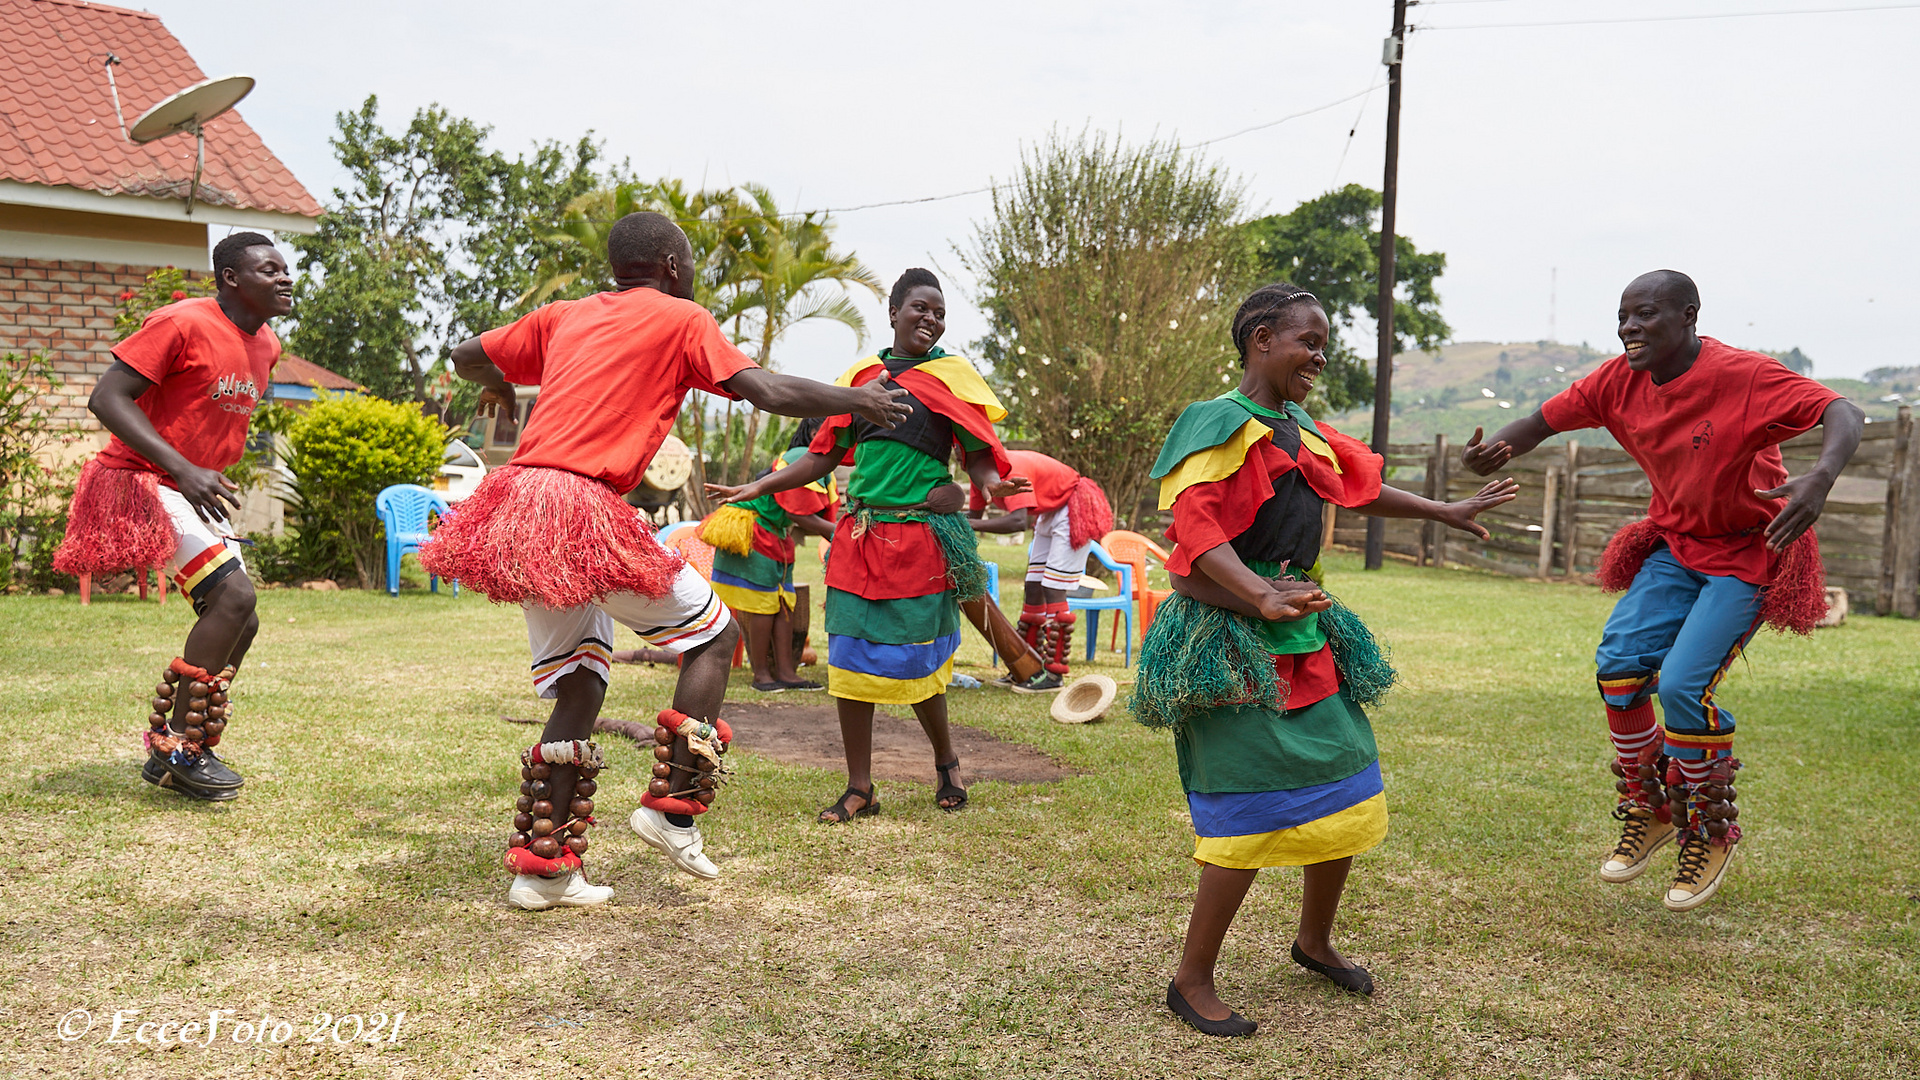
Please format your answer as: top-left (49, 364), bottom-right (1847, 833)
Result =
top-left (149, 0), bottom-right (1920, 384)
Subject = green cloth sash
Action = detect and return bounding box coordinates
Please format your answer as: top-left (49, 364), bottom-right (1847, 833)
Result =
top-left (1149, 391), bottom-right (1332, 480)
top-left (824, 588), bottom-right (961, 644)
top-left (1246, 559), bottom-right (1325, 654)
top-left (1176, 690), bottom-right (1378, 794)
top-left (712, 546), bottom-right (788, 589)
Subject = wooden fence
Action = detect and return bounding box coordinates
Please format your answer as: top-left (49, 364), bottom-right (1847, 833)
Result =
top-left (1329, 405), bottom-right (1920, 616)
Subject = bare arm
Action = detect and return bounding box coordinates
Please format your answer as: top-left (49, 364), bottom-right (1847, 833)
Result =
top-left (449, 335), bottom-right (516, 418)
top-left (722, 367), bottom-right (910, 429)
top-left (707, 451), bottom-right (839, 505)
top-left (1357, 478), bottom-right (1520, 540)
top-left (1756, 398), bottom-right (1865, 551)
top-left (969, 506), bottom-right (1031, 534)
top-left (88, 360), bottom-right (238, 523)
top-left (963, 447), bottom-right (1029, 504)
top-left (1177, 544), bottom-right (1332, 623)
top-left (1461, 410), bottom-right (1558, 476)
top-left (789, 511), bottom-right (835, 541)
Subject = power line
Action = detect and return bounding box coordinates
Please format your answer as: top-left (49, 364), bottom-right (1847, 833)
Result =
top-left (1420, 2), bottom-right (1920, 30)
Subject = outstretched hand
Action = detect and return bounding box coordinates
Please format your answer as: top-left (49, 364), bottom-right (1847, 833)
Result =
top-left (989, 474), bottom-right (1032, 501)
top-left (704, 481), bottom-right (754, 506)
top-left (851, 378), bottom-right (912, 429)
top-left (1460, 427), bottom-right (1514, 477)
top-left (1756, 473), bottom-right (1833, 551)
top-left (1435, 477), bottom-right (1520, 540)
top-left (474, 384), bottom-right (516, 419)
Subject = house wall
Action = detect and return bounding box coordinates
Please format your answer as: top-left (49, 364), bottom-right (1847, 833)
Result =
top-left (0, 256), bottom-right (160, 447)
top-left (0, 203), bottom-right (208, 269)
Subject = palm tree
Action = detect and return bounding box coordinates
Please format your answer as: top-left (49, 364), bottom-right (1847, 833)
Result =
top-left (726, 183), bottom-right (883, 477)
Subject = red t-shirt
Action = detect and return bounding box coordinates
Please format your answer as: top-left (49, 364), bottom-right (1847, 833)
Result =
top-left (1540, 337), bottom-right (1842, 583)
top-left (481, 287), bottom-right (758, 494)
top-left (96, 297), bottom-right (280, 481)
top-left (968, 449), bottom-right (1078, 514)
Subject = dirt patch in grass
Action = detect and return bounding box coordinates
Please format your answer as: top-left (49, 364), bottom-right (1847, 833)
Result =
top-left (723, 700), bottom-right (1075, 784)
top-left (507, 701), bottom-right (1075, 784)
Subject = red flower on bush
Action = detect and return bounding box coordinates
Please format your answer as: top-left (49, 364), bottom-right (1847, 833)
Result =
top-left (118, 291), bottom-right (135, 300)
top-left (170, 290), bottom-right (187, 300)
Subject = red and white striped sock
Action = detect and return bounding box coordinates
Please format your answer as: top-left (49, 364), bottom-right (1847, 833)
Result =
top-left (1606, 702), bottom-right (1661, 795)
top-left (1673, 755), bottom-right (1720, 786)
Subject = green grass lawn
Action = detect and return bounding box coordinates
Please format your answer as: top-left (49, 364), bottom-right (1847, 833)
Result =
top-left (2, 548), bottom-right (1915, 1079)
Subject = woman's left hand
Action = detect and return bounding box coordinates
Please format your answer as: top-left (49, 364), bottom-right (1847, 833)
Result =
top-left (1436, 477), bottom-right (1520, 539)
top-left (705, 481), bottom-right (753, 505)
top-left (988, 475), bottom-right (1032, 500)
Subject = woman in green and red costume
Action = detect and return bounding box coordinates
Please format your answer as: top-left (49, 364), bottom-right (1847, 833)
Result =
top-left (708, 269), bottom-right (1028, 821)
top-left (701, 417), bottom-right (839, 691)
top-left (1135, 282), bottom-right (1515, 1037)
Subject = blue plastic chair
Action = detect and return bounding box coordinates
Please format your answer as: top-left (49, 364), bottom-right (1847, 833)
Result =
top-left (375, 484), bottom-right (456, 597)
top-left (1068, 542), bottom-right (1133, 667)
top-left (656, 520), bottom-right (701, 545)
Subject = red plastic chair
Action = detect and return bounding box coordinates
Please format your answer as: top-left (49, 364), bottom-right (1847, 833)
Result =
top-left (78, 567), bottom-right (166, 606)
top-left (669, 532), bottom-right (744, 668)
top-left (1100, 529), bottom-right (1173, 651)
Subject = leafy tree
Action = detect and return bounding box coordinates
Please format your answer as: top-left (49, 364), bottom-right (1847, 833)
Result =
top-left (286, 96), bottom-right (605, 411)
top-left (963, 129), bottom-right (1251, 528)
top-left (1242, 183), bottom-right (1450, 413)
top-left (1764, 347), bottom-right (1814, 376)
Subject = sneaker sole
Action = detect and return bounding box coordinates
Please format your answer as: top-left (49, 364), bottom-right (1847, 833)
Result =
top-left (1009, 684), bottom-right (1065, 695)
top-left (629, 811), bottom-right (719, 880)
top-left (507, 890), bottom-right (611, 911)
top-left (1663, 845), bottom-right (1737, 912)
top-left (141, 759), bottom-right (241, 801)
top-left (1598, 826), bottom-right (1677, 883)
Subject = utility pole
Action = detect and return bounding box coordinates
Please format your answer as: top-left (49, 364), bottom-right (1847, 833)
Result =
top-left (1365, 0), bottom-right (1408, 571)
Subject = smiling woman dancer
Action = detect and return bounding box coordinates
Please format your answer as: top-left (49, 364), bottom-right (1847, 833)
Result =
top-left (708, 269), bottom-right (1027, 820)
top-left (1134, 282), bottom-right (1515, 1036)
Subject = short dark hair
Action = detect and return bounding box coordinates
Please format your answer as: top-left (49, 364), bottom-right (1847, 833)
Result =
top-left (889, 268), bottom-right (941, 309)
top-left (606, 212), bottom-right (689, 274)
top-left (1231, 282), bottom-right (1323, 362)
top-left (1644, 269), bottom-right (1700, 311)
top-left (789, 415), bottom-right (825, 451)
top-left (212, 231), bottom-right (278, 276)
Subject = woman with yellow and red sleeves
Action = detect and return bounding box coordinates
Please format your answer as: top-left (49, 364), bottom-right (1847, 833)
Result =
top-left (701, 418), bottom-right (839, 691)
top-left (1134, 282), bottom-right (1514, 1036)
top-left (708, 269), bottom-right (1027, 820)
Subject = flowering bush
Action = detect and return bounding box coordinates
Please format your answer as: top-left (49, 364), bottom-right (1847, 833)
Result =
top-left (0, 353), bottom-right (82, 590)
top-left (114, 266), bottom-right (214, 338)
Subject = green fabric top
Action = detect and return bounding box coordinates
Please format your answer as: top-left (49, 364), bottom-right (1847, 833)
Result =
top-left (839, 422), bottom-right (986, 506)
top-left (1151, 391), bottom-right (1334, 480)
top-left (1246, 558), bottom-right (1327, 655)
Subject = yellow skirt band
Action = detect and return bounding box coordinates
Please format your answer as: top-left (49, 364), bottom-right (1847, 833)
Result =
top-left (1191, 792), bottom-right (1389, 869)
top-left (826, 657), bottom-right (955, 706)
top-left (710, 579), bottom-right (794, 616)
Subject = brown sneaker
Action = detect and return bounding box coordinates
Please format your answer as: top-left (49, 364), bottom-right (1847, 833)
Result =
top-left (1599, 802), bottom-right (1676, 882)
top-left (1664, 833), bottom-right (1737, 911)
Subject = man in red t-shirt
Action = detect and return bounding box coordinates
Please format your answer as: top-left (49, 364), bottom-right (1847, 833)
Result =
top-left (425, 212), bottom-right (908, 909)
top-left (54, 232), bottom-right (292, 802)
top-left (966, 449), bottom-right (1112, 688)
top-left (1463, 270), bottom-right (1862, 911)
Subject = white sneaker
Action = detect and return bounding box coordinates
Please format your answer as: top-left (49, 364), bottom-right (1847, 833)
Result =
top-left (630, 806), bottom-right (720, 880)
top-left (506, 871), bottom-right (613, 911)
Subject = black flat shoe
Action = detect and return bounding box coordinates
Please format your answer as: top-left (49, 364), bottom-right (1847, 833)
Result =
top-left (1291, 941), bottom-right (1374, 996)
top-left (1165, 980), bottom-right (1257, 1037)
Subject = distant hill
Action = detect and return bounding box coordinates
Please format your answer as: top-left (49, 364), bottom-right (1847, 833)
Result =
top-left (1326, 340), bottom-right (1905, 450)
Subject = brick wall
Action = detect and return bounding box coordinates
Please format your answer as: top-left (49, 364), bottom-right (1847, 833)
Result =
top-left (0, 257), bottom-right (158, 439)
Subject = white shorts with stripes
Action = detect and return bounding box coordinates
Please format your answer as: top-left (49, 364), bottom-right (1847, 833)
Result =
top-left (523, 563), bottom-right (732, 697)
top-left (1025, 506), bottom-right (1093, 592)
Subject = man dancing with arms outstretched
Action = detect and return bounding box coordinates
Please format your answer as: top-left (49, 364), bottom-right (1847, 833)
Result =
top-left (423, 212), bottom-right (908, 909)
top-left (1463, 270), bottom-right (1862, 911)
top-left (55, 232), bottom-right (291, 802)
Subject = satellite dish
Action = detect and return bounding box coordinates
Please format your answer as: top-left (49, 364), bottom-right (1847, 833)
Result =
top-left (128, 75), bottom-right (255, 218)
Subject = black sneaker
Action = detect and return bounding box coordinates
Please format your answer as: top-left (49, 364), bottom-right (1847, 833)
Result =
top-left (1009, 672), bottom-right (1064, 694)
top-left (142, 750), bottom-right (243, 800)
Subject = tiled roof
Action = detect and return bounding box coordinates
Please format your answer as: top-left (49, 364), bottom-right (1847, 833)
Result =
top-left (274, 354), bottom-right (363, 392)
top-left (0, 0), bottom-right (320, 218)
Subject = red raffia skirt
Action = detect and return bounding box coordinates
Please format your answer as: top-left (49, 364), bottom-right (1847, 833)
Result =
top-left (419, 465), bottom-right (683, 609)
top-left (1066, 476), bottom-right (1114, 550)
top-left (1596, 518), bottom-right (1828, 636)
top-left (52, 459), bottom-right (176, 576)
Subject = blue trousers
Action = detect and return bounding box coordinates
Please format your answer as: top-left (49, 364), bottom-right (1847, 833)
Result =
top-left (1594, 548), bottom-right (1764, 762)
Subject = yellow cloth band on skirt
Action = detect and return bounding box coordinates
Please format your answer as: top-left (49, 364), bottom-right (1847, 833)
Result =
top-left (827, 656), bottom-right (955, 705)
top-left (1191, 792), bottom-right (1388, 869)
top-left (711, 579), bottom-right (794, 616)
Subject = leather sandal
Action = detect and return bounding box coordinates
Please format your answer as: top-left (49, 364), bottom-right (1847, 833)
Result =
top-left (935, 758), bottom-right (968, 812)
top-left (818, 784), bottom-right (879, 824)
top-left (1290, 941), bottom-right (1374, 996)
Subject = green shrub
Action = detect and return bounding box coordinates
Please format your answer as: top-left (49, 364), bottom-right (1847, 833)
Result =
top-left (0, 353), bottom-right (82, 591)
top-left (284, 393), bottom-right (444, 588)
